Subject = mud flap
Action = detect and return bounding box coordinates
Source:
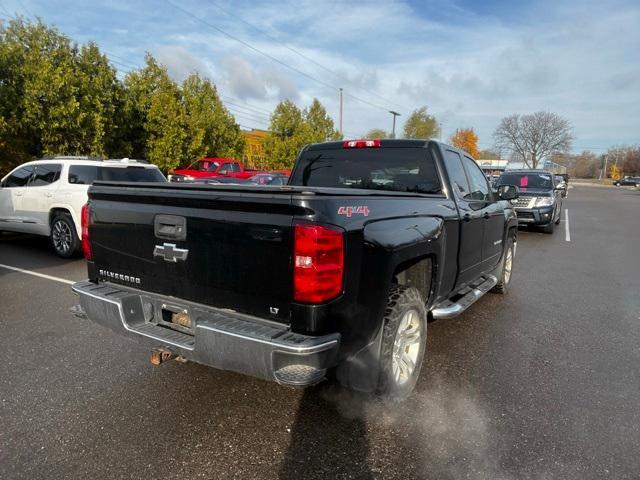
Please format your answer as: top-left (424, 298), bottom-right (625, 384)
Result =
top-left (335, 325), bottom-right (384, 393)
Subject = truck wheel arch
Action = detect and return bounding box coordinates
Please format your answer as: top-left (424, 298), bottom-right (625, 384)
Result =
top-left (393, 256), bottom-right (434, 306)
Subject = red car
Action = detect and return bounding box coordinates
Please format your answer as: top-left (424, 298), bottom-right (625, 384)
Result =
top-left (169, 158), bottom-right (266, 182)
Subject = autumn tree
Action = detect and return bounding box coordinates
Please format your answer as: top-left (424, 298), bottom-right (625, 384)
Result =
top-left (570, 151), bottom-right (599, 178)
top-left (402, 106), bottom-right (439, 139)
top-left (493, 111), bottom-right (572, 169)
top-left (607, 146), bottom-right (640, 176)
top-left (364, 128), bottom-right (390, 139)
top-left (449, 128), bottom-right (480, 158)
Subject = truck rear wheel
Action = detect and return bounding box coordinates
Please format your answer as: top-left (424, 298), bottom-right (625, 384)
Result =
top-left (377, 286), bottom-right (427, 401)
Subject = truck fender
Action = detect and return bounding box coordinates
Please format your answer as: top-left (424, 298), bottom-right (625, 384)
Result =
top-left (336, 216), bottom-right (444, 392)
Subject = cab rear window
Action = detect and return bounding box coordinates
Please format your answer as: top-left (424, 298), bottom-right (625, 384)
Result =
top-left (289, 148), bottom-right (441, 194)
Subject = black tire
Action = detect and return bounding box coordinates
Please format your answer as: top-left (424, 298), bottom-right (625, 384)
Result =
top-left (50, 213), bottom-right (80, 258)
top-left (491, 236), bottom-right (515, 294)
top-left (377, 286), bottom-right (427, 401)
top-left (555, 210), bottom-right (562, 225)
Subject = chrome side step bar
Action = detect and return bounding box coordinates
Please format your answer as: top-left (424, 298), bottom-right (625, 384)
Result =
top-left (431, 275), bottom-right (498, 320)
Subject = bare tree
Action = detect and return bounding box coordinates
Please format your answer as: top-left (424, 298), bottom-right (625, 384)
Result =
top-left (493, 111), bottom-right (573, 169)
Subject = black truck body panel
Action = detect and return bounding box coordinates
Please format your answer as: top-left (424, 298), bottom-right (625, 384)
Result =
top-left (76, 140), bottom-right (518, 391)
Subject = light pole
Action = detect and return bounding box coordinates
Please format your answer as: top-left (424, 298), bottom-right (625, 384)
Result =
top-left (389, 111), bottom-right (401, 139)
top-left (339, 88), bottom-right (343, 138)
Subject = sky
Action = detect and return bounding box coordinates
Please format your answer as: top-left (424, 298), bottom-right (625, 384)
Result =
top-left (1, 0), bottom-right (638, 153)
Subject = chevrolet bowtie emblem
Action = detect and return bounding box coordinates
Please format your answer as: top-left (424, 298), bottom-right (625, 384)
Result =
top-left (153, 243), bottom-right (189, 263)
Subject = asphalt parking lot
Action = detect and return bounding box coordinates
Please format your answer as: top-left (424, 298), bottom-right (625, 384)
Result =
top-left (1, 185), bottom-right (639, 480)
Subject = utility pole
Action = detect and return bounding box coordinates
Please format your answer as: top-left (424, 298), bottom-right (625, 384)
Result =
top-left (439, 122), bottom-right (443, 140)
top-left (389, 111), bottom-right (401, 139)
top-left (339, 88), bottom-right (343, 138)
top-left (600, 154), bottom-right (608, 180)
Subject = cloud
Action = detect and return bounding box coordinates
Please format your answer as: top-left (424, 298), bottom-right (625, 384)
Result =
top-left (153, 45), bottom-right (212, 82)
top-left (221, 56), bottom-right (299, 101)
top-left (35, 0), bottom-right (640, 150)
top-left (221, 56), bottom-right (268, 100)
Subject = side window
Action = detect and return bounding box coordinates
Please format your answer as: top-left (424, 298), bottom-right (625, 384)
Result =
top-left (4, 165), bottom-right (35, 187)
top-left (230, 162), bottom-right (241, 173)
top-left (68, 165), bottom-right (99, 185)
top-left (218, 164), bottom-right (230, 174)
top-left (30, 164), bottom-right (62, 186)
top-left (461, 156), bottom-right (491, 202)
top-left (442, 150), bottom-right (470, 197)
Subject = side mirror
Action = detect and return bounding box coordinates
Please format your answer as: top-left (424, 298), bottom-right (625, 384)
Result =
top-left (497, 184), bottom-right (519, 201)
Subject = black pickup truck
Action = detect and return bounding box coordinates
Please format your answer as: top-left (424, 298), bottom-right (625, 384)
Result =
top-left (72, 139), bottom-right (519, 400)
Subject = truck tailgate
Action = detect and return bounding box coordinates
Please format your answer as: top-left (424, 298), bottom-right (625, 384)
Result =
top-left (87, 183), bottom-right (303, 323)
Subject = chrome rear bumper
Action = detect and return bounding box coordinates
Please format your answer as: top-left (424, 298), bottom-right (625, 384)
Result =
top-left (72, 281), bottom-right (340, 386)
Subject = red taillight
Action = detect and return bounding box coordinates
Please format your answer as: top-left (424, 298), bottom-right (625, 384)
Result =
top-left (342, 139), bottom-right (381, 148)
top-left (81, 203), bottom-right (92, 260)
top-left (293, 224), bottom-right (344, 304)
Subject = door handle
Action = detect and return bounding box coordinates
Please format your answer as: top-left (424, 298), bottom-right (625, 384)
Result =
top-left (154, 214), bottom-right (187, 241)
top-left (483, 212), bottom-right (490, 220)
top-left (463, 213), bottom-right (471, 222)
top-left (45, 193), bottom-right (53, 198)
top-left (15, 192), bottom-right (23, 196)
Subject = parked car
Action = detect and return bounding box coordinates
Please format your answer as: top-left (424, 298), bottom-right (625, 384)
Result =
top-left (169, 158), bottom-right (268, 182)
top-left (496, 170), bottom-right (563, 233)
top-left (247, 173), bottom-right (289, 185)
top-left (554, 175), bottom-right (568, 198)
top-left (613, 176), bottom-right (640, 187)
top-left (72, 139), bottom-right (519, 400)
top-left (0, 157), bottom-right (166, 257)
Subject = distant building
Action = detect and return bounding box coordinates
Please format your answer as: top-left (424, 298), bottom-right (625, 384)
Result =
top-left (477, 159), bottom-right (508, 177)
top-left (505, 159), bottom-right (567, 174)
top-left (242, 129), bottom-right (269, 168)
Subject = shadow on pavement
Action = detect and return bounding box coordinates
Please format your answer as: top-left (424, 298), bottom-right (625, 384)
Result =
top-left (278, 385), bottom-right (374, 480)
top-left (0, 232), bottom-right (83, 276)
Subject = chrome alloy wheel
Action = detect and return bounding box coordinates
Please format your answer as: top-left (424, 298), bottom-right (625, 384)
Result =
top-left (392, 309), bottom-right (423, 386)
top-left (52, 220), bottom-right (72, 254)
top-left (504, 245), bottom-right (514, 284)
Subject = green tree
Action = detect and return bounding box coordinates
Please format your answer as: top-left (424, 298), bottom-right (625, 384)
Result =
top-left (0, 18), bottom-right (126, 173)
top-left (304, 98), bottom-right (340, 143)
top-left (263, 100), bottom-right (307, 169)
top-left (364, 128), bottom-right (390, 139)
top-left (123, 55), bottom-right (189, 171)
top-left (402, 106), bottom-right (439, 139)
top-left (75, 42), bottom-right (122, 157)
top-left (182, 73), bottom-right (244, 161)
top-left (0, 18), bottom-right (80, 166)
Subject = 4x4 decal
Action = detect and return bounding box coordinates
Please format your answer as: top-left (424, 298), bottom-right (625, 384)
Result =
top-left (338, 206), bottom-right (370, 217)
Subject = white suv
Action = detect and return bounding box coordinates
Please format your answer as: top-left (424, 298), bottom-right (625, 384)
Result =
top-left (0, 156), bottom-right (166, 257)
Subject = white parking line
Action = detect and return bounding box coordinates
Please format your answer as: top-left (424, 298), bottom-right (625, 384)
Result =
top-left (564, 209), bottom-right (570, 242)
top-left (0, 263), bottom-right (75, 285)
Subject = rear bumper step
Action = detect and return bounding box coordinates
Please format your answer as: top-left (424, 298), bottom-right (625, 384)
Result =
top-left (71, 281), bottom-right (340, 386)
top-left (431, 275), bottom-right (498, 320)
